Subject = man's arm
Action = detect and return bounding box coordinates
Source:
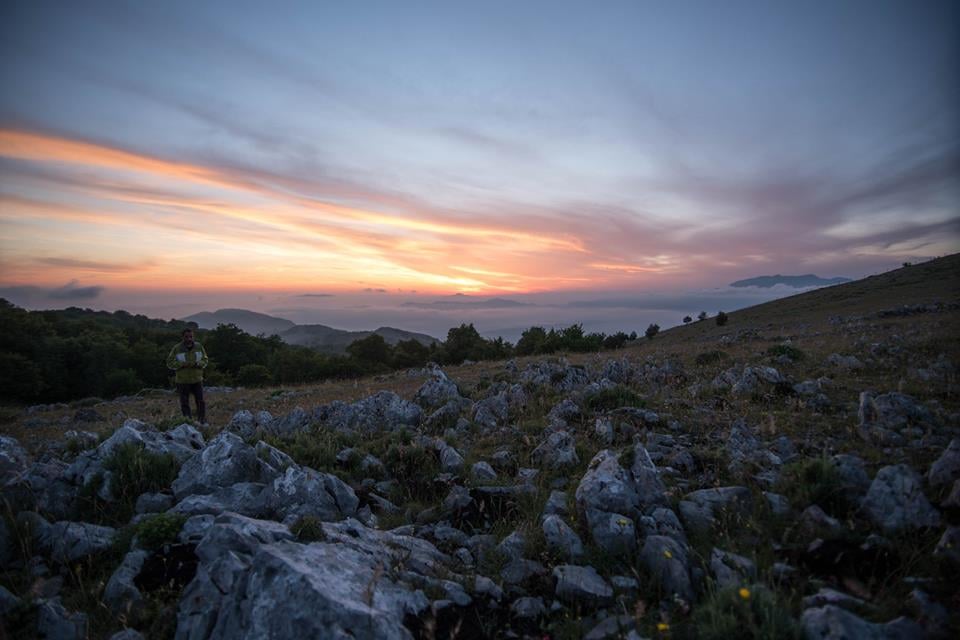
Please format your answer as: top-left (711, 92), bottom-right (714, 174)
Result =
top-left (198, 344), bottom-right (209, 369)
top-left (166, 345), bottom-right (183, 370)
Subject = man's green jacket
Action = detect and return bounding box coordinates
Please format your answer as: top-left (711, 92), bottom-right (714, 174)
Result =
top-left (166, 341), bottom-right (209, 384)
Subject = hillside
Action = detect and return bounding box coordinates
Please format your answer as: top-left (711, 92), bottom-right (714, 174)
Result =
top-left (2, 255), bottom-right (958, 639)
top-left (730, 274), bottom-right (851, 288)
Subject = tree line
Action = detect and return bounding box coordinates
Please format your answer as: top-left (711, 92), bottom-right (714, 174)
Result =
top-left (0, 300), bottom-right (643, 403)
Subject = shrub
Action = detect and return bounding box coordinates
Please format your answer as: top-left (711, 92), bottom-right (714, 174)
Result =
top-left (766, 344), bottom-right (805, 362)
top-left (383, 442), bottom-right (440, 502)
top-left (776, 457), bottom-right (849, 517)
top-left (683, 316), bottom-right (692, 324)
top-left (291, 516), bottom-right (326, 542)
top-left (236, 363), bottom-right (272, 386)
top-left (135, 513), bottom-right (187, 550)
top-left (645, 323), bottom-right (660, 340)
top-left (695, 350), bottom-right (728, 366)
top-left (682, 585), bottom-right (801, 640)
top-left (716, 311), bottom-right (729, 326)
top-left (586, 385), bottom-right (645, 412)
top-left (698, 311), bottom-right (708, 321)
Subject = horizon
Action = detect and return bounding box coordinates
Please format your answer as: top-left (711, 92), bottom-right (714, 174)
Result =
top-left (1, 1), bottom-right (958, 319)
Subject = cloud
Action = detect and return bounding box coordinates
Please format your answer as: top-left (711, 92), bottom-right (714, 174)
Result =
top-left (35, 257), bottom-right (153, 273)
top-left (0, 280), bottom-right (105, 304)
top-left (295, 293), bottom-right (335, 298)
top-left (48, 280), bottom-right (105, 300)
top-left (402, 297), bottom-right (535, 310)
top-left (363, 288), bottom-right (387, 293)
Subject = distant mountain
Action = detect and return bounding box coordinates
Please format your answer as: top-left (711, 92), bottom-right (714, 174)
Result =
top-left (181, 308), bottom-right (437, 354)
top-left (730, 274), bottom-right (851, 289)
top-left (182, 308), bottom-right (296, 335)
top-left (279, 324), bottom-right (438, 354)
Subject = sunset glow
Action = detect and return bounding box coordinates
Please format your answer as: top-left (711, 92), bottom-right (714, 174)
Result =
top-left (1, 1), bottom-right (957, 334)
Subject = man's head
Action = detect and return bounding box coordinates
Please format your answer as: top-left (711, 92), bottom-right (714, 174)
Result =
top-left (182, 328), bottom-right (195, 347)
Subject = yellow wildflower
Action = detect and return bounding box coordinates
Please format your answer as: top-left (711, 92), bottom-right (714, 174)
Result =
top-left (657, 622), bottom-right (670, 633)
top-left (663, 549), bottom-right (673, 559)
top-left (739, 587), bottom-right (751, 600)
top-left (617, 518), bottom-right (629, 527)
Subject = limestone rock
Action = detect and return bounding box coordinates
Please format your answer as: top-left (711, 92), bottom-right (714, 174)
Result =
top-left (171, 432), bottom-right (280, 499)
top-left (861, 464), bottom-right (940, 533)
top-left (928, 439), bottom-right (960, 490)
top-left (639, 535), bottom-right (695, 603)
top-left (552, 565), bottom-right (613, 606)
top-left (542, 515), bottom-right (583, 560)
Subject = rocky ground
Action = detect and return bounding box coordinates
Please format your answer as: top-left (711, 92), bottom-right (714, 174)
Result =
top-left (2, 262), bottom-right (959, 639)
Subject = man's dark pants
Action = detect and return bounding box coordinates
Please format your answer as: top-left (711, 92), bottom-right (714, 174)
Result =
top-left (177, 382), bottom-right (206, 423)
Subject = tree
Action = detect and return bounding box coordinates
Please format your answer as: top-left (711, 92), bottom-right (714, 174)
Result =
top-left (346, 334), bottom-right (392, 368)
top-left (237, 364), bottom-right (272, 386)
top-left (716, 311), bottom-right (729, 326)
top-left (683, 316), bottom-right (692, 324)
top-left (629, 331), bottom-right (638, 341)
top-left (698, 311), bottom-right (708, 321)
top-left (393, 339), bottom-right (430, 369)
top-left (645, 323), bottom-right (660, 340)
top-left (516, 326), bottom-right (548, 355)
top-left (440, 323), bottom-right (490, 364)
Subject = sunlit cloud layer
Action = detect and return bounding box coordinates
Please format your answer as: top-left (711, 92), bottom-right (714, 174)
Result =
top-left (1, 0), bottom-right (958, 314)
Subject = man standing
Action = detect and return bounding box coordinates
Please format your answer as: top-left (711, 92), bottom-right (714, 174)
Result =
top-left (166, 328), bottom-right (209, 424)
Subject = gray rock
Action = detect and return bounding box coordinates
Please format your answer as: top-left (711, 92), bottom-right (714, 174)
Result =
top-left (944, 480), bottom-right (960, 508)
top-left (801, 588), bottom-right (871, 614)
top-left (264, 465), bottom-right (359, 525)
top-left (497, 530), bottom-right (527, 562)
top-left (46, 521), bottom-right (117, 563)
top-left (546, 397), bottom-right (581, 428)
top-left (681, 486), bottom-right (753, 533)
top-left (471, 461), bottom-right (497, 481)
top-left (531, 430), bottom-right (580, 470)
top-left (710, 548), bottom-right (756, 589)
top-left (827, 354), bottom-right (864, 369)
top-left (501, 558), bottom-right (547, 586)
top-left (271, 407), bottom-right (311, 437)
top-left (594, 417), bottom-right (614, 445)
top-left (639, 535), bottom-right (695, 602)
top-left (254, 440), bottom-right (296, 473)
top-left (933, 526), bottom-right (960, 565)
top-left (225, 410), bottom-right (258, 439)
top-left (414, 369), bottom-right (463, 409)
top-left (171, 432), bottom-right (280, 499)
top-left (905, 589), bottom-right (950, 638)
top-left (797, 505), bottom-right (844, 539)
top-left (1, 435), bottom-right (30, 483)
top-left (763, 492), bottom-right (791, 516)
top-left (543, 490), bottom-right (569, 518)
top-left (861, 464), bottom-right (940, 533)
top-left (575, 450), bottom-right (641, 521)
top-left (109, 631), bottom-right (146, 640)
top-left (858, 392), bottom-right (935, 437)
top-left (179, 515), bottom-right (215, 545)
top-left (315, 391), bottom-right (422, 434)
top-left (37, 597), bottom-right (88, 640)
top-left (104, 550), bottom-right (149, 615)
top-left (438, 445), bottom-right (465, 473)
top-left (490, 450), bottom-right (517, 473)
top-left (442, 485), bottom-right (473, 513)
top-left (542, 515), bottom-right (583, 560)
top-left (638, 507), bottom-right (687, 544)
top-left (136, 492), bottom-right (174, 514)
top-left (0, 584), bottom-right (21, 616)
top-left (170, 483), bottom-right (270, 518)
top-left (473, 392), bottom-right (509, 430)
top-left (831, 454), bottom-right (872, 502)
top-left (629, 442), bottom-right (668, 509)
top-left (928, 439), bottom-right (960, 490)
top-left (553, 565), bottom-right (614, 606)
top-left (177, 515), bottom-right (443, 640)
top-left (585, 510), bottom-right (637, 554)
top-left (800, 605), bottom-right (924, 640)
top-left (610, 575), bottom-right (639, 593)
top-left (584, 615), bottom-right (637, 640)
top-left (511, 596), bottom-right (546, 619)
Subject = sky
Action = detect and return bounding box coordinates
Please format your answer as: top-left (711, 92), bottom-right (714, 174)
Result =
top-left (0, 0), bottom-right (958, 338)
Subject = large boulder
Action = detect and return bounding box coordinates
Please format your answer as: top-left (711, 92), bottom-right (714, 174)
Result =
top-left (0, 435), bottom-right (29, 483)
top-left (171, 432), bottom-right (281, 499)
top-left (530, 431), bottom-right (579, 470)
top-left (541, 515), bottom-right (583, 560)
top-left (66, 421), bottom-right (205, 487)
top-left (552, 565), bottom-right (613, 607)
top-left (314, 391), bottom-right (422, 434)
top-left (861, 464), bottom-right (940, 533)
top-left (800, 605), bottom-right (924, 640)
top-left (176, 513), bottom-right (453, 640)
top-left (639, 535), bottom-right (696, 603)
top-left (104, 550), bottom-right (150, 616)
top-left (413, 368), bottom-right (464, 410)
top-left (858, 392), bottom-right (936, 442)
top-left (44, 521), bottom-right (117, 563)
top-left (473, 392), bottom-right (509, 430)
top-left (264, 466), bottom-right (359, 525)
top-left (928, 439), bottom-right (960, 490)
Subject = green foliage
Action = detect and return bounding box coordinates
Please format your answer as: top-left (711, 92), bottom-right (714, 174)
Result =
top-left (696, 350), bottom-right (728, 365)
top-left (236, 363), bottom-right (273, 386)
top-left (716, 311), bottom-right (729, 326)
top-left (776, 457), bottom-right (849, 516)
top-left (392, 338), bottom-right (430, 368)
top-left (76, 442), bottom-right (180, 525)
top-left (134, 513), bottom-right (187, 550)
top-left (645, 323), bottom-right (660, 340)
top-left (346, 334), bottom-right (392, 369)
top-left (766, 344), bottom-right (805, 361)
top-left (681, 585), bottom-right (801, 640)
top-left (383, 441), bottom-right (441, 502)
top-left (586, 385), bottom-right (645, 412)
top-left (263, 430), bottom-right (355, 473)
top-left (683, 315), bottom-right (693, 324)
top-left (291, 516), bottom-right (327, 542)
top-left (698, 311), bottom-right (708, 321)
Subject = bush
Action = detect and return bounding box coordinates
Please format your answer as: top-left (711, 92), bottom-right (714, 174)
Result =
top-left (291, 516), bottom-right (326, 542)
top-left (683, 316), bottom-right (692, 324)
top-left (716, 311), bottom-right (729, 326)
top-left (236, 363), bottom-right (273, 386)
top-left (682, 585), bottom-right (801, 640)
top-left (698, 311), bottom-right (708, 321)
top-left (776, 457), bottom-right (849, 517)
top-left (645, 323), bottom-right (660, 340)
top-left (383, 442), bottom-right (440, 502)
top-left (766, 344), bottom-right (805, 362)
top-left (135, 513), bottom-right (187, 550)
top-left (96, 442), bottom-right (180, 523)
top-left (586, 385), bottom-right (645, 412)
top-left (695, 350), bottom-right (728, 365)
